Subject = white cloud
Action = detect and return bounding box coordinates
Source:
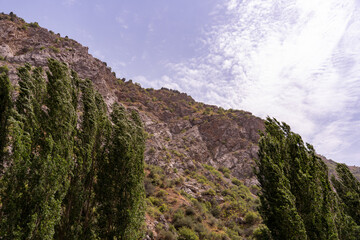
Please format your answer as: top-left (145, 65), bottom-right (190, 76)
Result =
top-left (63, 0), bottom-right (76, 6)
top-left (115, 16), bottom-right (129, 29)
top-left (133, 75), bottom-right (181, 91)
top-left (148, 23), bottom-right (154, 32)
top-left (160, 0), bottom-right (360, 165)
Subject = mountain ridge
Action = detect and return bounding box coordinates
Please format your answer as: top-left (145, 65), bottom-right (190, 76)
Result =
top-left (0, 12), bottom-right (266, 184)
top-left (1, 13), bottom-right (359, 239)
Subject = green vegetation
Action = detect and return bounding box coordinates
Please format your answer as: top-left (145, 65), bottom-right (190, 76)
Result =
top-left (178, 227), bottom-right (199, 240)
top-left (0, 60), bottom-right (145, 239)
top-left (256, 117), bottom-right (360, 240)
top-left (332, 164), bottom-right (360, 225)
top-left (49, 46), bottom-right (60, 53)
top-left (144, 161), bottom-right (260, 239)
top-left (28, 22), bottom-right (39, 28)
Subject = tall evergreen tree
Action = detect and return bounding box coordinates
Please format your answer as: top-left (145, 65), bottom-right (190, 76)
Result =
top-left (0, 65), bottom-right (11, 172)
top-left (0, 59), bottom-right (146, 239)
top-left (96, 103), bottom-right (145, 240)
top-left (256, 117), bottom-right (359, 240)
top-left (56, 78), bottom-right (109, 240)
top-left (332, 164), bottom-right (360, 225)
top-left (256, 119), bottom-right (307, 240)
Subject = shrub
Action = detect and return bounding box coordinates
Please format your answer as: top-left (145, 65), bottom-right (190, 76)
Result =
top-left (159, 203), bottom-right (169, 213)
top-left (253, 225), bottom-right (272, 240)
top-left (202, 188), bottom-right (216, 196)
top-left (226, 228), bottom-right (242, 240)
top-left (219, 166), bottom-right (231, 175)
top-left (172, 209), bottom-right (183, 219)
top-left (209, 232), bottom-right (231, 240)
top-left (224, 172), bottom-right (230, 178)
top-left (148, 196), bottom-right (163, 207)
top-left (0, 65), bottom-right (9, 73)
top-left (203, 164), bottom-right (215, 171)
top-left (156, 223), bottom-right (164, 232)
top-left (244, 211), bottom-right (260, 224)
top-left (149, 173), bottom-right (162, 186)
top-left (193, 222), bottom-right (206, 235)
top-left (156, 189), bottom-right (168, 198)
top-left (49, 46), bottom-right (60, 53)
top-left (191, 199), bottom-right (205, 214)
top-left (180, 190), bottom-right (191, 198)
top-left (185, 206), bottom-right (196, 216)
top-left (250, 184), bottom-right (261, 194)
top-left (158, 230), bottom-right (177, 240)
top-left (29, 22), bottom-right (39, 28)
top-left (148, 147), bottom-right (155, 154)
top-left (173, 177), bottom-right (184, 186)
top-left (178, 227), bottom-right (199, 240)
top-left (208, 216), bottom-right (217, 227)
top-left (231, 178), bottom-right (242, 186)
top-left (211, 206), bottom-right (221, 218)
top-left (174, 216), bottom-right (194, 230)
top-left (144, 178), bottom-right (156, 197)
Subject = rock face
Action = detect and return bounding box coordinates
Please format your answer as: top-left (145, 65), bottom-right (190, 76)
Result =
top-left (0, 13), bottom-right (358, 185)
top-left (2, 13), bottom-right (360, 239)
top-left (0, 13), bottom-right (265, 184)
top-left (0, 14), bottom-right (118, 106)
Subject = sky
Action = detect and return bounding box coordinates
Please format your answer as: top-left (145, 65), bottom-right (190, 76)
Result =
top-left (1, 0), bottom-right (360, 166)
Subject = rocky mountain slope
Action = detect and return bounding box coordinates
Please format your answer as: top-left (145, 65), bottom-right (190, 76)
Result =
top-left (0, 13), bottom-right (264, 184)
top-left (0, 13), bottom-right (358, 239)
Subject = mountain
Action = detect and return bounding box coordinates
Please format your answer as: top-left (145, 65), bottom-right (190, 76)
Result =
top-left (0, 13), bottom-right (359, 239)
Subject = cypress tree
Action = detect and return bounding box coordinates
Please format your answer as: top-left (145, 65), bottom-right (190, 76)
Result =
top-left (0, 65), bottom-right (11, 172)
top-left (57, 78), bottom-right (105, 239)
top-left (256, 119), bottom-right (307, 240)
top-left (0, 64), bottom-right (48, 239)
top-left (0, 60), bottom-right (77, 239)
top-left (0, 59), bottom-right (146, 239)
top-left (256, 117), bottom-right (359, 240)
top-left (332, 164), bottom-right (360, 225)
top-left (96, 103), bottom-right (145, 240)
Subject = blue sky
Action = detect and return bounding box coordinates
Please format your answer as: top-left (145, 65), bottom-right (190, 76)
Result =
top-left (1, 0), bottom-right (360, 166)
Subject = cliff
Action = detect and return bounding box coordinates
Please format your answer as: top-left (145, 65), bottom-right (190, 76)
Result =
top-left (0, 13), bottom-right (264, 185)
top-left (0, 13), bottom-right (358, 239)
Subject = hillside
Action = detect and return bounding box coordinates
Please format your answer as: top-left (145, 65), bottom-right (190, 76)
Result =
top-left (0, 13), bottom-right (359, 239)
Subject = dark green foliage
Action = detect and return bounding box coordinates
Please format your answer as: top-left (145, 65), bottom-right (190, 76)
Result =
top-left (178, 227), bottom-right (199, 240)
top-left (0, 60), bottom-right (146, 239)
top-left (0, 63), bottom-right (61, 239)
top-left (96, 103), bottom-right (145, 239)
top-left (253, 225), bottom-right (272, 240)
top-left (332, 164), bottom-right (360, 225)
top-left (256, 117), bottom-right (359, 240)
top-left (56, 77), bottom-right (106, 239)
top-left (158, 229), bottom-right (177, 240)
top-left (0, 65), bottom-right (11, 171)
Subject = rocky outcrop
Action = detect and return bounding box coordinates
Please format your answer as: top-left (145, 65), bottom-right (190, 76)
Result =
top-left (0, 14), bottom-right (118, 106)
top-left (0, 13), bottom-right (358, 186)
top-left (0, 13), bottom-right (265, 185)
